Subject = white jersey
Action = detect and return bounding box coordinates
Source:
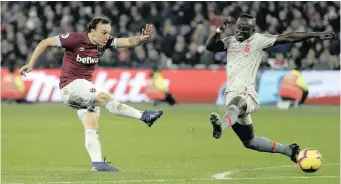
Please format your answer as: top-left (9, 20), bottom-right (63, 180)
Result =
top-left (222, 33), bottom-right (278, 93)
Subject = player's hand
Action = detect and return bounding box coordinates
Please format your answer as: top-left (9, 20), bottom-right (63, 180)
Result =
top-left (320, 30), bottom-right (336, 40)
top-left (19, 63), bottom-right (33, 77)
top-left (218, 17), bottom-right (233, 30)
top-left (140, 24), bottom-right (154, 42)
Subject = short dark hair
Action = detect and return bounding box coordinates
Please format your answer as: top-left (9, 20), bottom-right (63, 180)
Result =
top-left (87, 17), bottom-right (111, 32)
top-left (239, 13), bottom-right (255, 19)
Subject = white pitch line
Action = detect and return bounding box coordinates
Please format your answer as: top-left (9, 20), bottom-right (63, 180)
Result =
top-left (227, 176), bottom-right (339, 180)
top-left (213, 165), bottom-right (294, 179)
top-left (213, 163), bottom-right (340, 180)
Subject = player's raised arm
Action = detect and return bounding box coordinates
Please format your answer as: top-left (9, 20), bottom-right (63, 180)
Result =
top-left (115, 24), bottom-right (154, 48)
top-left (274, 30), bottom-right (336, 46)
top-left (20, 32), bottom-right (80, 76)
top-left (19, 37), bottom-right (59, 76)
top-left (205, 17), bottom-right (233, 52)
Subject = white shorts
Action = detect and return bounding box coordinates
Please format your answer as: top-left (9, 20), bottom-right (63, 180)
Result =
top-left (225, 90), bottom-right (260, 125)
top-left (60, 79), bottom-right (101, 120)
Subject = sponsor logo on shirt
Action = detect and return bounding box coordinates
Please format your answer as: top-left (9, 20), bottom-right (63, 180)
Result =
top-left (229, 43), bottom-right (251, 53)
top-left (76, 55), bottom-right (99, 64)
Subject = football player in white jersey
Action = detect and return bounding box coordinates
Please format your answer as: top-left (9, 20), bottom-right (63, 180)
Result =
top-left (205, 13), bottom-right (335, 163)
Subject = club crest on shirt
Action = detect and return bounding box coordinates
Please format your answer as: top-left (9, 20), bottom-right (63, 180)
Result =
top-left (97, 46), bottom-right (105, 53)
top-left (61, 33), bottom-right (69, 39)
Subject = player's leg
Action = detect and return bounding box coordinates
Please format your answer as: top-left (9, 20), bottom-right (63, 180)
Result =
top-left (78, 108), bottom-right (119, 172)
top-left (82, 111), bottom-right (102, 162)
top-left (222, 95), bottom-right (246, 127)
top-left (60, 79), bottom-right (163, 126)
top-left (232, 115), bottom-right (300, 163)
top-left (59, 79), bottom-right (119, 171)
top-left (94, 92), bottom-right (163, 127)
top-left (210, 93), bottom-right (247, 139)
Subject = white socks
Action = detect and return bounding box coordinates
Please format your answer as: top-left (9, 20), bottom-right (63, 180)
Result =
top-left (104, 99), bottom-right (143, 119)
top-left (84, 99), bottom-right (143, 163)
top-left (85, 129), bottom-right (102, 162)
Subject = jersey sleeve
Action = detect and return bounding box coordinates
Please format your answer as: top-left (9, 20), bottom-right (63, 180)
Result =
top-left (110, 37), bottom-right (118, 48)
top-left (221, 36), bottom-right (232, 50)
top-left (54, 32), bottom-right (80, 48)
top-left (255, 33), bottom-right (278, 49)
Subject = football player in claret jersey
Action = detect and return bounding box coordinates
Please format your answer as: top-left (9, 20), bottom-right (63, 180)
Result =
top-left (20, 17), bottom-right (163, 172)
top-left (205, 13), bottom-right (335, 163)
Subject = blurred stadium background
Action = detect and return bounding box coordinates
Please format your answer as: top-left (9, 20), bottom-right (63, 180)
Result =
top-left (1, 1), bottom-right (340, 69)
top-left (1, 1), bottom-right (340, 105)
top-left (1, 1), bottom-right (340, 184)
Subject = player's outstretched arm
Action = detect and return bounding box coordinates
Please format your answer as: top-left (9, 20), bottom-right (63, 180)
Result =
top-left (20, 37), bottom-right (58, 76)
top-left (205, 17), bottom-right (233, 52)
top-left (116, 24), bottom-right (154, 48)
top-left (274, 30), bottom-right (336, 45)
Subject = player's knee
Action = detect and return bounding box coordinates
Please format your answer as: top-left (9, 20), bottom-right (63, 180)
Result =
top-left (242, 138), bottom-right (258, 150)
top-left (95, 92), bottom-right (111, 107)
top-left (232, 123), bottom-right (255, 142)
top-left (82, 112), bottom-right (99, 130)
top-left (103, 98), bottom-right (124, 114)
top-left (227, 97), bottom-right (240, 106)
top-left (227, 104), bottom-right (239, 112)
top-left (228, 96), bottom-right (247, 114)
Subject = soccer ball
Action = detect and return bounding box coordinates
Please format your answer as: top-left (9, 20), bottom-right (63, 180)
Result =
top-left (297, 148), bottom-right (323, 173)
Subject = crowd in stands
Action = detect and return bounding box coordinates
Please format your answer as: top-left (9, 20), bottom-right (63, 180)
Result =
top-left (1, 1), bottom-right (340, 70)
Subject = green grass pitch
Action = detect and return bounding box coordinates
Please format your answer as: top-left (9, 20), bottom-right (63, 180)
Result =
top-left (2, 103), bottom-right (340, 184)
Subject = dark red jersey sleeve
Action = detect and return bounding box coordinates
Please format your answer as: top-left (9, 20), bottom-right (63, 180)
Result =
top-left (55, 32), bottom-right (81, 48)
